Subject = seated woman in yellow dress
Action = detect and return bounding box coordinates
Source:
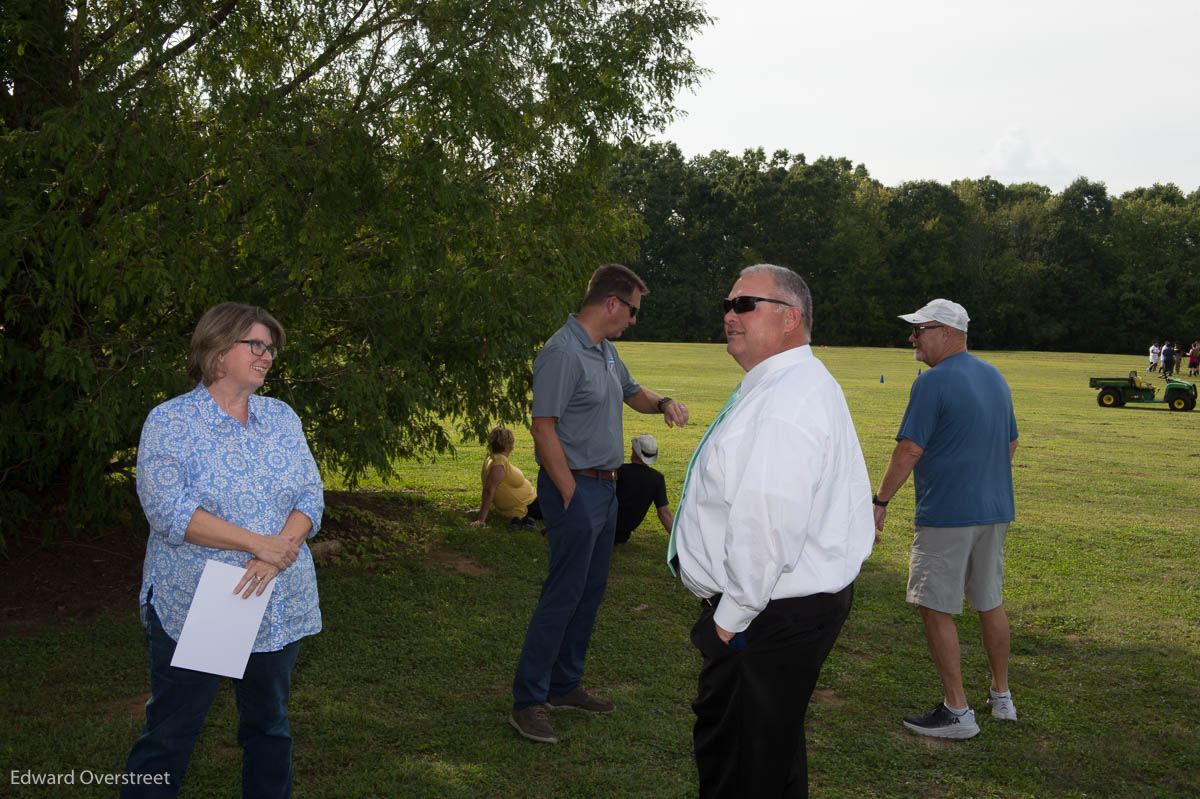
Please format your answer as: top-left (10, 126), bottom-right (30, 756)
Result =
top-left (470, 427), bottom-right (542, 530)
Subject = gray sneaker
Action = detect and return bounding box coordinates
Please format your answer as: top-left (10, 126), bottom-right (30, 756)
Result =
top-left (546, 686), bottom-right (615, 714)
top-left (902, 703), bottom-right (980, 739)
top-left (988, 692), bottom-right (1018, 721)
top-left (510, 706), bottom-right (558, 743)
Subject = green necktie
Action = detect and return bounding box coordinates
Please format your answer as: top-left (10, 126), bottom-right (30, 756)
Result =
top-left (668, 382), bottom-right (742, 576)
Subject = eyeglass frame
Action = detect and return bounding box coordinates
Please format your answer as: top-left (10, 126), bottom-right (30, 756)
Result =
top-left (723, 296), bottom-right (793, 315)
top-left (610, 294), bottom-right (639, 318)
top-left (910, 324), bottom-right (945, 337)
top-left (236, 339), bottom-right (279, 358)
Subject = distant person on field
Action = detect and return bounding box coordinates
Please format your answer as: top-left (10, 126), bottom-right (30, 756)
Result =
top-left (471, 426), bottom-right (542, 530)
top-left (1189, 341), bottom-right (1200, 377)
top-left (1162, 341), bottom-right (1175, 378)
top-left (1149, 341), bottom-right (1160, 372)
top-left (614, 434), bottom-right (673, 545)
top-left (873, 299), bottom-right (1019, 740)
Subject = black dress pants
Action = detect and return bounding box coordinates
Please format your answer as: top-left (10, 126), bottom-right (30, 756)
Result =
top-left (690, 584), bottom-right (853, 799)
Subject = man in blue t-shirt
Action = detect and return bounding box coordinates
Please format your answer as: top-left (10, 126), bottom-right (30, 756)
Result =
top-left (872, 299), bottom-right (1019, 741)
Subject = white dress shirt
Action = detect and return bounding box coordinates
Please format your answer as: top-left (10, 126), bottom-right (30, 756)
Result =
top-left (675, 345), bottom-right (875, 633)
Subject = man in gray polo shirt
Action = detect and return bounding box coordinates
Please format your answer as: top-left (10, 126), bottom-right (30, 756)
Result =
top-left (510, 264), bottom-right (689, 744)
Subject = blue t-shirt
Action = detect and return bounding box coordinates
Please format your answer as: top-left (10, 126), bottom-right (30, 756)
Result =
top-left (896, 352), bottom-right (1017, 527)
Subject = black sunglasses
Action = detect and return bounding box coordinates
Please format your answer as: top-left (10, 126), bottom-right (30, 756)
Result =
top-left (722, 296), bottom-right (793, 315)
top-left (910, 324), bottom-right (945, 337)
top-left (611, 295), bottom-right (639, 318)
top-left (236, 339), bottom-right (279, 358)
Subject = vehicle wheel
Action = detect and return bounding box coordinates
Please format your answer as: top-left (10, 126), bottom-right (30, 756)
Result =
top-left (1167, 393), bottom-right (1188, 411)
top-left (1187, 398), bottom-right (1197, 412)
top-left (1097, 389), bottom-right (1120, 407)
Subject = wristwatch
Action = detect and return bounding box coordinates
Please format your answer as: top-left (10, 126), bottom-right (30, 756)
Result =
top-left (657, 396), bottom-right (673, 410)
top-left (872, 493), bottom-right (889, 507)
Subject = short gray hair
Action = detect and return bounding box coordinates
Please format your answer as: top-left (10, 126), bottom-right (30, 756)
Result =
top-left (740, 264), bottom-right (813, 337)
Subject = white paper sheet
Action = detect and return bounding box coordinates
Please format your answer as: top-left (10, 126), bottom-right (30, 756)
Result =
top-left (170, 559), bottom-right (275, 679)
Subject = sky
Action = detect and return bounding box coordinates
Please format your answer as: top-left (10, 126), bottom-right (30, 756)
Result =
top-left (657, 0), bottom-right (1200, 195)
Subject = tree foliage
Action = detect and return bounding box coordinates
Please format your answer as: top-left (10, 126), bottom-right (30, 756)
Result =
top-left (614, 144), bottom-right (1200, 354)
top-left (0, 0), bottom-right (709, 541)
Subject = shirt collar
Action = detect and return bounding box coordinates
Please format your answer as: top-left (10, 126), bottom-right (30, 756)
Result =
top-left (191, 383), bottom-right (263, 429)
top-left (566, 313), bottom-right (603, 351)
top-left (741, 344), bottom-right (813, 394)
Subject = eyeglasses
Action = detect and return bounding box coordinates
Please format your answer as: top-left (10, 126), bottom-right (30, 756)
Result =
top-left (911, 324), bottom-right (945, 337)
top-left (236, 339), bottom-right (278, 358)
top-left (611, 295), bottom-right (639, 318)
top-left (722, 296), bottom-right (793, 314)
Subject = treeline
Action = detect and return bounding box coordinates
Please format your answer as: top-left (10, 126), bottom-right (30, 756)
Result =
top-left (611, 143), bottom-right (1200, 352)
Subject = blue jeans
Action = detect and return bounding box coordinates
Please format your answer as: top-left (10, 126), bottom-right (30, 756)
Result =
top-left (122, 602), bottom-right (300, 798)
top-left (512, 470), bottom-right (617, 710)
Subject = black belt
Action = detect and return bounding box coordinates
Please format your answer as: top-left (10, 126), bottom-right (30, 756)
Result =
top-left (571, 468), bottom-right (618, 482)
top-left (700, 593), bottom-right (722, 610)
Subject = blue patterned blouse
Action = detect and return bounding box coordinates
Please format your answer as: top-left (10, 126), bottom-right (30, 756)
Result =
top-left (136, 383), bottom-right (324, 652)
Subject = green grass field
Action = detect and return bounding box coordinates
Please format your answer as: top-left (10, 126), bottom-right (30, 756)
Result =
top-left (3, 343), bottom-right (1199, 797)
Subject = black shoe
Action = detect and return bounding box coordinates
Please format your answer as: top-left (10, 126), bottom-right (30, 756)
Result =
top-left (902, 703), bottom-right (980, 739)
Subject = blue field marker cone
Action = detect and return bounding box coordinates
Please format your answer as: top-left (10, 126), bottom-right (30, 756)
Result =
top-left (880, 374), bottom-right (884, 383)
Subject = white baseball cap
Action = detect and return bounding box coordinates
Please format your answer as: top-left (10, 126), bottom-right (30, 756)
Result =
top-left (631, 434), bottom-right (659, 465)
top-left (898, 299), bottom-right (970, 332)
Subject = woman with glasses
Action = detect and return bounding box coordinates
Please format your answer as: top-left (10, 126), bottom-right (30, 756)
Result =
top-left (122, 302), bottom-right (324, 798)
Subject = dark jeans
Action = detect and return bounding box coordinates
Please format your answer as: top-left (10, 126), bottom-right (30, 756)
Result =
top-left (122, 603), bottom-right (300, 798)
top-left (510, 498), bottom-right (544, 526)
top-left (691, 585), bottom-right (853, 799)
top-left (512, 470), bottom-right (616, 709)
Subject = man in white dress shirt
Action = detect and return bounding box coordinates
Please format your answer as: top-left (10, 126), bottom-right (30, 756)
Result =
top-left (673, 264), bottom-right (875, 798)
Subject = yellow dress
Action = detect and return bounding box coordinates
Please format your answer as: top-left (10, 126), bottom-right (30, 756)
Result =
top-left (483, 453), bottom-right (536, 518)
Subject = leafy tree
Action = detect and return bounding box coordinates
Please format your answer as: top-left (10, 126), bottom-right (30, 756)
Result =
top-left (0, 0), bottom-right (710, 542)
top-left (883, 180), bottom-right (971, 315)
top-left (1041, 177), bottom-right (1117, 350)
top-left (1109, 192), bottom-right (1200, 348)
top-left (1121, 182), bottom-right (1188, 206)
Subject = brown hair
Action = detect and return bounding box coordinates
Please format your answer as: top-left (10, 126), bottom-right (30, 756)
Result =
top-left (188, 302), bottom-right (285, 386)
top-left (582, 264), bottom-right (648, 307)
top-left (488, 426), bottom-right (515, 454)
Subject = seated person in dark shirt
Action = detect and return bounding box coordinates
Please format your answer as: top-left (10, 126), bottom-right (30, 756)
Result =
top-left (614, 434), bottom-right (674, 545)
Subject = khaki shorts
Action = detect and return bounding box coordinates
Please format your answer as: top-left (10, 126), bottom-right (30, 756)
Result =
top-left (906, 523), bottom-right (1009, 614)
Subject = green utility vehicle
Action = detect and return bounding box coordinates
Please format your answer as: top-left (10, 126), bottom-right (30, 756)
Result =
top-left (1089, 371), bottom-right (1197, 411)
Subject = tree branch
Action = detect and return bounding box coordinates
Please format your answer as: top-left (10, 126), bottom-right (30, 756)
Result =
top-left (111, 0), bottom-right (240, 97)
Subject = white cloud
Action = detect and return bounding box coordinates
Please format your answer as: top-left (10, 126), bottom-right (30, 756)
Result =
top-left (657, 0), bottom-right (1200, 194)
top-left (981, 127), bottom-right (1076, 188)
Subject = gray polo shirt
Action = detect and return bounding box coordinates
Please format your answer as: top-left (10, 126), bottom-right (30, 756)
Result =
top-left (532, 314), bottom-right (639, 470)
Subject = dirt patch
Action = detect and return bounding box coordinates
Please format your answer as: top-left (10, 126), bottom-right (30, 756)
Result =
top-left (423, 546), bottom-right (492, 576)
top-left (812, 689), bottom-right (846, 707)
top-left (0, 528), bottom-right (146, 633)
top-left (0, 489), bottom-right (453, 633)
